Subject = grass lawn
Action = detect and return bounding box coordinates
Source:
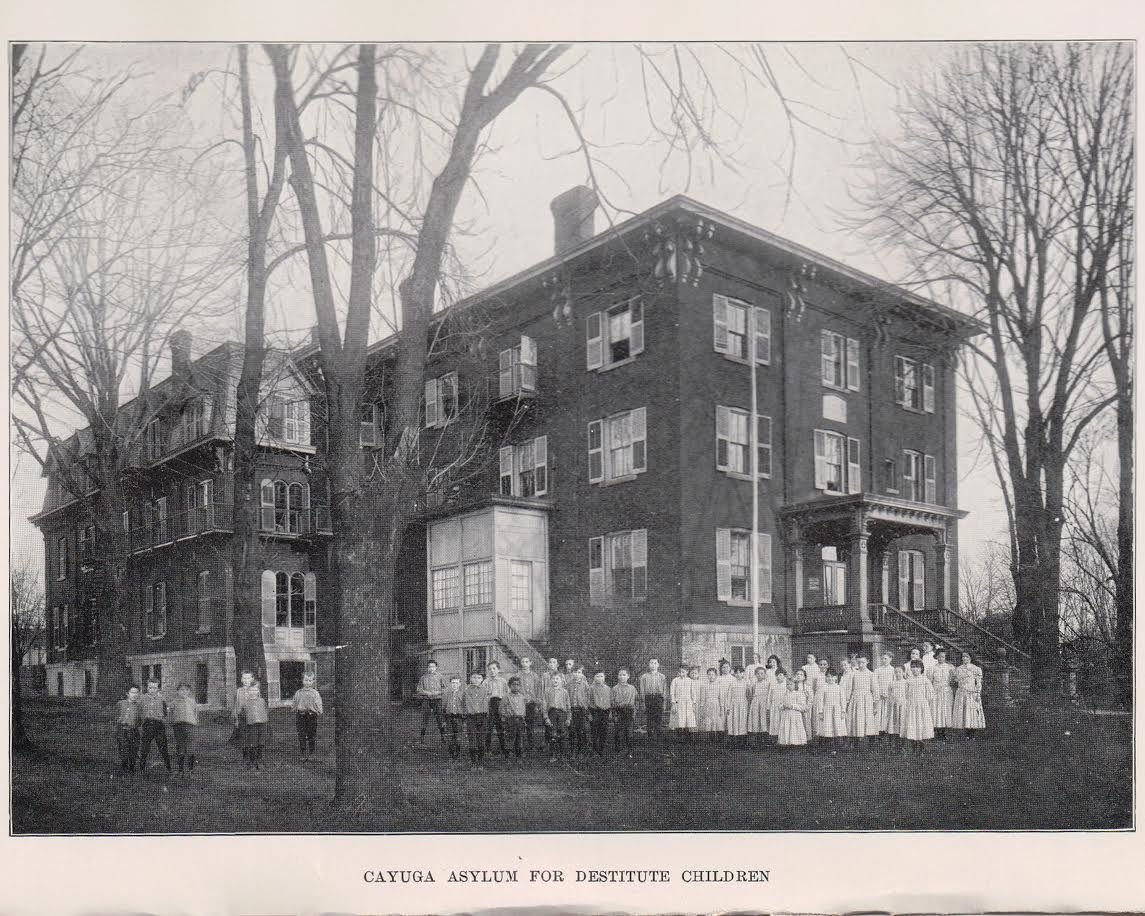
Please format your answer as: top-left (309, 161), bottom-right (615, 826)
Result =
top-left (11, 694), bottom-right (1132, 833)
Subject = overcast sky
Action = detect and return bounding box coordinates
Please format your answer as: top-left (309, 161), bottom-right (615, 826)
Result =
top-left (9, 41), bottom-right (1010, 579)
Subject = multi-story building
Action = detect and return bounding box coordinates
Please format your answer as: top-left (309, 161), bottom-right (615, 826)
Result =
top-left (35, 189), bottom-right (1006, 707)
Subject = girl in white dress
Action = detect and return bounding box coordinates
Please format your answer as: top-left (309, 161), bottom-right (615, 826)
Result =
top-left (816, 670), bottom-right (847, 752)
top-left (886, 665), bottom-right (908, 747)
top-left (777, 678), bottom-right (808, 748)
top-left (747, 666), bottom-right (770, 744)
top-left (696, 668), bottom-right (723, 740)
top-left (845, 656), bottom-right (879, 748)
top-left (800, 654), bottom-right (822, 693)
top-left (920, 641), bottom-right (936, 676)
top-left (688, 666), bottom-right (703, 729)
top-left (902, 658), bottom-right (935, 756)
top-left (874, 651), bottom-right (896, 739)
top-left (725, 667), bottom-right (750, 742)
top-left (669, 664), bottom-right (697, 737)
top-left (952, 651), bottom-right (986, 737)
top-left (766, 672), bottom-right (787, 743)
top-left (792, 669), bottom-right (814, 741)
top-left (929, 649), bottom-right (957, 739)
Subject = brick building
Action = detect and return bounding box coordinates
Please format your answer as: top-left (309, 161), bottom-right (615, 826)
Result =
top-left (34, 189), bottom-right (1004, 708)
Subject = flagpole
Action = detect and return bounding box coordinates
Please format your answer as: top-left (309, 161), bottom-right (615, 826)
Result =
top-left (750, 306), bottom-right (759, 663)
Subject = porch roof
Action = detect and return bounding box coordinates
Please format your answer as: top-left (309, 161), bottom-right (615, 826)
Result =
top-left (779, 493), bottom-right (967, 540)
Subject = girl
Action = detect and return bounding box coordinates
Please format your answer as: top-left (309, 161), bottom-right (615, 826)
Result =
top-left (886, 665), bottom-right (908, 749)
top-left (874, 652), bottom-right (895, 740)
top-left (747, 666), bottom-right (770, 745)
top-left (845, 656), bottom-right (878, 749)
top-left (777, 677), bottom-right (808, 748)
top-left (902, 658), bottom-right (935, 756)
top-left (766, 672), bottom-right (788, 745)
top-left (669, 664), bottom-right (697, 738)
top-left (725, 666), bottom-right (750, 743)
top-left (952, 651), bottom-right (986, 738)
top-left (800, 654), bottom-right (822, 692)
top-left (838, 657), bottom-right (854, 702)
top-left (929, 649), bottom-right (957, 739)
top-left (920, 641), bottom-right (936, 675)
top-left (696, 667), bottom-right (723, 740)
top-left (816, 669), bottom-right (847, 753)
top-left (793, 669), bottom-right (814, 742)
top-left (688, 666), bottom-right (703, 731)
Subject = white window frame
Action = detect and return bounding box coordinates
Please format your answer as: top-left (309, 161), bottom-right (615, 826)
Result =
top-left (500, 335), bottom-right (538, 396)
top-left (895, 356), bottom-right (936, 413)
top-left (587, 408), bottom-right (646, 484)
top-left (510, 560), bottom-right (533, 612)
top-left (462, 560), bottom-right (494, 607)
top-left (431, 566), bottom-right (461, 611)
top-left (499, 435), bottom-right (548, 498)
top-left (359, 404), bottom-right (379, 447)
top-left (823, 558), bottom-right (847, 606)
top-left (821, 330), bottom-right (860, 391)
top-left (425, 371), bottom-right (459, 428)
top-left (716, 528), bottom-right (773, 605)
top-left (902, 449), bottom-right (922, 502)
top-left (586, 297), bottom-right (644, 371)
top-left (588, 529), bottom-right (648, 604)
top-left (713, 294), bottom-right (770, 365)
top-left (716, 406), bottom-right (772, 478)
top-left (813, 430), bottom-right (859, 495)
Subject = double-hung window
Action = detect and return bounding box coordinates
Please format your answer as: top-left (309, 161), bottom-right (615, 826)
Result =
top-left (902, 449), bottom-right (922, 502)
top-left (145, 582), bottom-right (167, 638)
top-left (265, 397), bottom-right (311, 445)
top-left (499, 335), bottom-right (538, 396)
top-left (56, 535), bottom-right (68, 580)
top-left (821, 330), bottom-right (861, 391)
top-left (587, 408), bottom-right (647, 483)
top-left (424, 372), bottom-right (459, 428)
top-left (145, 419), bottom-right (163, 460)
top-left (715, 528), bottom-right (773, 604)
top-left (713, 294), bottom-right (770, 363)
top-left (586, 297), bottom-right (644, 370)
top-left (894, 356), bottom-right (936, 412)
top-left (588, 529), bottom-right (648, 603)
top-left (715, 406), bottom-right (772, 477)
top-left (499, 436), bottom-right (548, 498)
top-left (814, 430), bottom-right (861, 494)
top-left (462, 561), bottom-right (493, 606)
top-left (431, 566), bottom-right (461, 611)
top-left (359, 404), bottom-right (379, 446)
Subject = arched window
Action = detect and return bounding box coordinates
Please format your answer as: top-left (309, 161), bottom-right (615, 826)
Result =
top-left (275, 571), bottom-right (289, 626)
top-left (274, 482), bottom-right (288, 532)
top-left (304, 572), bottom-right (317, 628)
top-left (288, 483), bottom-right (304, 533)
top-left (290, 572), bottom-right (305, 628)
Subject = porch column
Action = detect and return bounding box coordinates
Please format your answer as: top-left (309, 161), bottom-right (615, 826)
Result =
top-left (847, 531), bottom-right (872, 632)
top-left (786, 522), bottom-right (804, 630)
top-left (933, 530), bottom-right (949, 611)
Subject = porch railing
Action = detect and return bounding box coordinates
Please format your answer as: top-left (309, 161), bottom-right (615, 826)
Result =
top-left (494, 611), bottom-right (547, 671)
top-left (795, 604), bottom-right (860, 633)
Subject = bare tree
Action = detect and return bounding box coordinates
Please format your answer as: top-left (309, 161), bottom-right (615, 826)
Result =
top-left (11, 561), bottom-right (45, 749)
top-left (857, 43), bottom-right (1132, 690)
top-left (959, 540), bottom-right (1015, 625)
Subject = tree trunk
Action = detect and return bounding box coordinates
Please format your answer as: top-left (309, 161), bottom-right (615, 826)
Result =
top-left (1113, 397), bottom-right (1133, 704)
top-left (94, 469), bottom-right (131, 700)
top-left (12, 633), bottom-right (30, 749)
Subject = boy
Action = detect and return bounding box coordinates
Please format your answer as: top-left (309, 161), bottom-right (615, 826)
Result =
top-left (543, 658), bottom-right (562, 745)
top-left (137, 678), bottom-right (172, 775)
top-left (484, 661), bottom-right (509, 755)
top-left (587, 670), bottom-right (612, 757)
top-left (442, 674), bottom-right (465, 762)
top-left (517, 656), bottom-right (544, 751)
top-left (638, 658), bottom-right (667, 741)
top-left (543, 673), bottom-right (571, 761)
top-left (463, 671), bottom-right (488, 767)
top-left (415, 659), bottom-right (447, 745)
top-left (502, 676), bottom-right (528, 760)
top-left (230, 669), bottom-right (257, 748)
top-left (611, 668), bottom-right (637, 755)
top-left (171, 682), bottom-right (199, 776)
top-left (568, 664), bottom-right (591, 756)
top-left (291, 671), bottom-right (324, 760)
top-left (242, 680), bottom-right (270, 770)
top-left (114, 685), bottom-right (142, 774)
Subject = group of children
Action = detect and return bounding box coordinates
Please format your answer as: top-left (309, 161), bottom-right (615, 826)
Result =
top-left (415, 642), bottom-right (987, 766)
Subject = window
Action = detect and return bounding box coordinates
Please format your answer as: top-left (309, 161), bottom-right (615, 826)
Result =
top-left (198, 479), bottom-right (214, 526)
top-left (716, 529), bottom-right (773, 604)
top-left (290, 572), bottom-right (305, 627)
top-left (288, 483), bottom-right (305, 533)
top-left (587, 298), bottom-right (644, 371)
top-left (510, 561), bottom-right (532, 612)
top-left (814, 431), bottom-right (861, 494)
top-left (265, 397), bottom-right (311, 444)
top-left (898, 549), bottom-right (925, 611)
top-left (197, 570), bottom-right (211, 632)
top-left (884, 458), bottom-right (899, 494)
top-left (359, 404), bottom-right (379, 447)
top-left (924, 454), bottom-right (937, 504)
top-left (275, 572), bottom-right (290, 627)
top-left (425, 371), bottom-right (459, 428)
top-left (56, 535), bottom-right (67, 580)
top-left (195, 663), bottom-right (209, 705)
top-left (499, 335), bottom-right (538, 396)
top-left (180, 397), bottom-right (213, 443)
top-left (155, 496), bottom-right (168, 542)
top-left (304, 572), bottom-right (317, 628)
top-left (730, 645), bottom-right (749, 669)
top-left (274, 482), bottom-right (288, 532)
top-left (894, 356), bottom-right (936, 412)
top-left (465, 646), bottom-right (488, 681)
top-left (261, 479), bottom-right (308, 533)
top-left (713, 294), bottom-right (771, 364)
top-left (146, 582), bottom-right (167, 638)
top-left (145, 419), bottom-right (162, 460)
top-left (587, 408), bottom-right (647, 483)
top-left (499, 436), bottom-right (548, 498)
top-left (588, 529), bottom-right (647, 604)
top-left (821, 331), bottom-right (860, 391)
top-left (463, 561), bottom-right (493, 606)
top-left (432, 566), bottom-right (461, 610)
top-left (716, 407), bottom-right (772, 477)
top-left (902, 449), bottom-right (922, 502)
top-left (822, 548), bottom-right (847, 606)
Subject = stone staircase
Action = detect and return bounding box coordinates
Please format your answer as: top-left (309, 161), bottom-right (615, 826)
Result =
top-left (872, 603), bottom-right (1032, 706)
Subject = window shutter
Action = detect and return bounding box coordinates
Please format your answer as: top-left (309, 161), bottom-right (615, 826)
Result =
top-left (261, 570), bottom-right (276, 644)
top-left (499, 348), bottom-right (513, 398)
top-left (716, 405), bottom-right (730, 471)
top-left (156, 583), bottom-right (167, 637)
top-left (588, 536), bottom-right (604, 603)
top-left (813, 430), bottom-right (828, 489)
top-left (586, 312), bottom-right (603, 370)
top-left (712, 295), bottom-right (728, 353)
top-left (912, 553), bottom-right (925, 609)
top-left (499, 446), bottom-right (515, 496)
top-left (846, 337), bottom-right (860, 391)
top-left (587, 420), bottom-right (604, 483)
top-left (297, 401), bottom-right (311, 445)
top-left (631, 528), bottom-right (648, 598)
top-left (716, 528), bottom-right (732, 601)
top-left (630, 408), bottom-right (647, 472)
top-left (821, 331), bottom-right (835, 385)
top-left (259, 479), bottom-right (275, 531)
top-left (757, 532), bottom-right (773, 603)
top-left (534, 435), bottom-right (548, 495)
top-left (303, 572), bottom-right (317, 648)
top-left (847, 437), bottom-right (862, 494)
top-left (754, 307), bottom-right (771, 364)
top-left (630, 298), bottom-right (645, 356)
top-left (519, 336), bottom-right (537, 391)
top-left (360, 405), bottom-right (378, 446)
top-left (894, 357), bottom-right (906, 406)
top-left (898, 551), bottom-right (911, 610)
top-left (201, 396), bottom-right (214, 435)
top-left (424, 379), bottom-right (439, 428)
top-left (923, 363), bottom-right (936, 413)
top-left (758, 415), bottom-right (772, 477)
top-left (924, 454), bottom-right (937, 503)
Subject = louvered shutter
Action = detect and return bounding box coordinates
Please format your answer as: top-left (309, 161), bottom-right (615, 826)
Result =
top-left (499, 349), bottom-right (513, 397)
top-left (534, 436), bottom-right (548, 495)
top-left (847, 437), bottom-right (862, 494)
top-left (758, 415), bottom-right (772, 477)
top-left (630, 298), bottom-right (645, 356)
top-left (716, 528), bottom-right (732, 601)
top-left (924, 454), bottom-right (937, 504)
top-left (757, 532), bottom-right (772, 603)
top-left (821, 332), bottom-right (835, 385)
top-left (587, 421), bottom-right (603, 483)
top-left (261, 570), bottom-right (276, 645)
top-left (712, 295), bottom-right (728, 353)
top-left (586, 312), bottom-right (603, 370)
top-left (424, 379), bottom-right (439, 428)
top-left (912, 553), bottom-right (925, 609)
top-left (631, 528), bottom-right (648, 598)
top-left (922, 363), bottom-right (936, 413)
top-left (631, 408), bottom-right (647, 472)
top-left (813, 430), bottom-right (828, 489)
top-left (846, 337), bottom-right (860, 391)
top-left (716, 405), bottom-right (730, 471)
top-left (754, 307), bottom-right (771, 364)
top-left (499, 446), bottom-right (514, 496)
top-left (588, 536), bottom-right (604, 604)
top-left (519, 336), bottom-right (537, 392)
top-left (894, 357), bottom-right (906, 406)
top-left (898, 551), bottom-right (911, 610)
top-left (260, 479), bottom-right (274, 531)
top-left (303, 572), bottom-right (317, 648)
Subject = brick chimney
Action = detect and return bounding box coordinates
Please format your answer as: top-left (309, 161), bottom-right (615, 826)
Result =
top-left (169, 329), bottom-right (192, 375)
top-left (550, 185), bottom-right (599, 256)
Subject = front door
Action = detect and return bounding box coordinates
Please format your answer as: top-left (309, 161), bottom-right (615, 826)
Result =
top-left (506, 560), bottom-right (534, 638)
top-left (280, 660), bottom-right (304, 701)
